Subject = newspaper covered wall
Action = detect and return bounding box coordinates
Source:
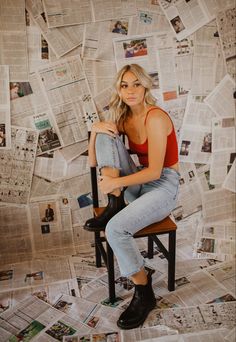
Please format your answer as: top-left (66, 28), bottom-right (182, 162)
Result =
top-left (0, 0), bottom-right (235, 340)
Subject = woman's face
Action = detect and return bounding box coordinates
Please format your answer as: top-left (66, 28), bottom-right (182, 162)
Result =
top-left (120, 70), bottom-right (145, 107)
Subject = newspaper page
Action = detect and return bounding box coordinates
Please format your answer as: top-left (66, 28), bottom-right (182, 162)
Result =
top-left (58, 139), bottom-right (88, 164)
top-left (171, 163), bottom-right (202, 222)
top-left (10, 72), bottom-right (62, 156)
top-left (69, 256), bottom-right (107, 290)
top-left (224, 328), bottom-right (236, 342)
top-left (26, 11), bottom-right (50, 73)
top-left (35, 153), bottom-right (90, 183)
top-left (158, 0), bottom-right (214, 41)
top-left (193, 221), bottom-right (235, 261)
top-left (66, 155), bottom-right (90, 180)
top-left (93, 87), bottom-right (114, 121)
top-left (42, 0), bottom-right (93, 27)
top-left (0, 65), bottom-right (11, 150)
top-left (113, 33), bottom-right (159, 73)
top-left (174, 37), bottom-right (194, 97)
top-left (91, 0), bottom-right (137, 22)
top-left (179, 95), bottom-right (215, 164)
top-left (0, 126), bottom-right (38, 205)
top-left (204, 74), bottom-right (235, 118)
top-left (83, 58), bottom-right (116, 96)
top-left (211, 116), bottom-right (235, 153)
top-left (128, 9), bottom-right (171, 35)
top-left (0, 0), bottom-right (29, 81)
top-left (34, 150), bottom-right (67, 182)
top-left (204, 260), bottom-right (236, 295)
top-left (53, 293), bottom-right (121, 332)
top-left (223, 160), bottom-right (236, 193)
top-left (136, 329), bottom-right (232, 342)
top-left (191, 22), bottom-right (219, 96)
top-left (167, 269), bottom-right (233, 307)
top-left (144, 302), bottom-right (236, 333)
top-left (216, 6), bottom-right (236, 80)
top-left (30, 176), bottom-right (61, 200)
top-left (113, 32), bottom-right (176, 101)
top-left (61, 173), bottom-right (94, 227)
top-left (26, 0), bottom-right (85, 58)
top-left (202, 188), bottom-right (236, 224)
top-left (82, 20), bottom-right (128, 62)
top-left (29, 196), bottom-right (75, 257)
top-left (37, 55), bottom-right (98, 138)
top-left (156, 33), bottom-right (178, 101)
top-left (163, 97), bottom-right (187, 137)
top-left (195, 163), bottom-right (217, 192)
top-left (0, 258), bottom-right (76, 294)
top-left (0, 206), bottom-right (33, 266)
top-left (63, 332), bottom-right (121, 342)
top-left (210, 150), bottom-right (235, 185)
top-left (0, 296), bottom-right (90, 340)
top-left (0, 278), bottom-right (79, 314)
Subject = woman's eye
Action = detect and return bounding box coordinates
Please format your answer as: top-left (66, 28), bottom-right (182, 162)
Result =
top-left (134, 83), bottom-right (140, 87)
top-left (121, 84), bottom-right (127, 88)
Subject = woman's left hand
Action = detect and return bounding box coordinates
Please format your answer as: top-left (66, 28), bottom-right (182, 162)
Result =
top-left (99, 175), bottom-right (117, 194)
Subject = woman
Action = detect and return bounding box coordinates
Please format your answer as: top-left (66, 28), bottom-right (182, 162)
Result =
top-left (84, 64), bottom-right (180, 329)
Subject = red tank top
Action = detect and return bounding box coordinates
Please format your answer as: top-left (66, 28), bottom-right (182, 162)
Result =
top-left (128, 107), bottom-right (178, 167)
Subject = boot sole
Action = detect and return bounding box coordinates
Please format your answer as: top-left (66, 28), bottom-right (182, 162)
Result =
top-left (117, 301), bottom-right (156, 330)
top-left (83, 224), bottom-right (105, 232)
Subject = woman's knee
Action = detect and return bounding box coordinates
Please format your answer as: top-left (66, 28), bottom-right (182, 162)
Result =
top-left (95, 133), bottom-right (113, 147)
top-left (105, 218), bottom-right (126, 244)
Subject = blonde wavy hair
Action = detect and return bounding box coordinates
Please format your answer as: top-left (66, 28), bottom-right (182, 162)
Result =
top-left (109, 64), bottom-right (156, 128)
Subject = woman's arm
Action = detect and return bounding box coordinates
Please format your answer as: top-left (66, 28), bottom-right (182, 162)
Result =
top-left (88, 121), bottom-right (119, 167)
top-left (99, 110), bottom-right (170, 193)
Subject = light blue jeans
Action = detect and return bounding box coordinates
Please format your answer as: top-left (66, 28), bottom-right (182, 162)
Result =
top-left (95, 133), bottom-right (180, 277)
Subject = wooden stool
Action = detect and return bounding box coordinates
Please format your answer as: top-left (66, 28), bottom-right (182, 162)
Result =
top-left (90, 190), bottom-right (177, 304)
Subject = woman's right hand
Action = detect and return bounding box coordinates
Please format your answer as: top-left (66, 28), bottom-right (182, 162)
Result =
top-left (91, 121), bottom-right (118, 137)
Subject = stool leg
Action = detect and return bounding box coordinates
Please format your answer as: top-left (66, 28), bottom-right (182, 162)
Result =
top-left (147, 236), bottom-right (154, 258)
top-left (94, 232), bottom-right (102, 267)
top-left (168, 231), bottom-right (176, 291)
top-left (106, 241), bottom-right (116, 304)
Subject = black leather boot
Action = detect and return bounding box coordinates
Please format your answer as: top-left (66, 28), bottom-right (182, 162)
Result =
top-left (117, 273), bottom-right (156, 329)
top-left (84, 192), bottom-right (126, 232)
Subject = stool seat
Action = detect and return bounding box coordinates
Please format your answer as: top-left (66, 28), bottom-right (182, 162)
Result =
top-left (94, 207), bottom-right (176, 236)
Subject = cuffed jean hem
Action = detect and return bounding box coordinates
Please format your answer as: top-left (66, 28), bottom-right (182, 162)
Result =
top-left (120, 260), bottom-right (145, 278)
